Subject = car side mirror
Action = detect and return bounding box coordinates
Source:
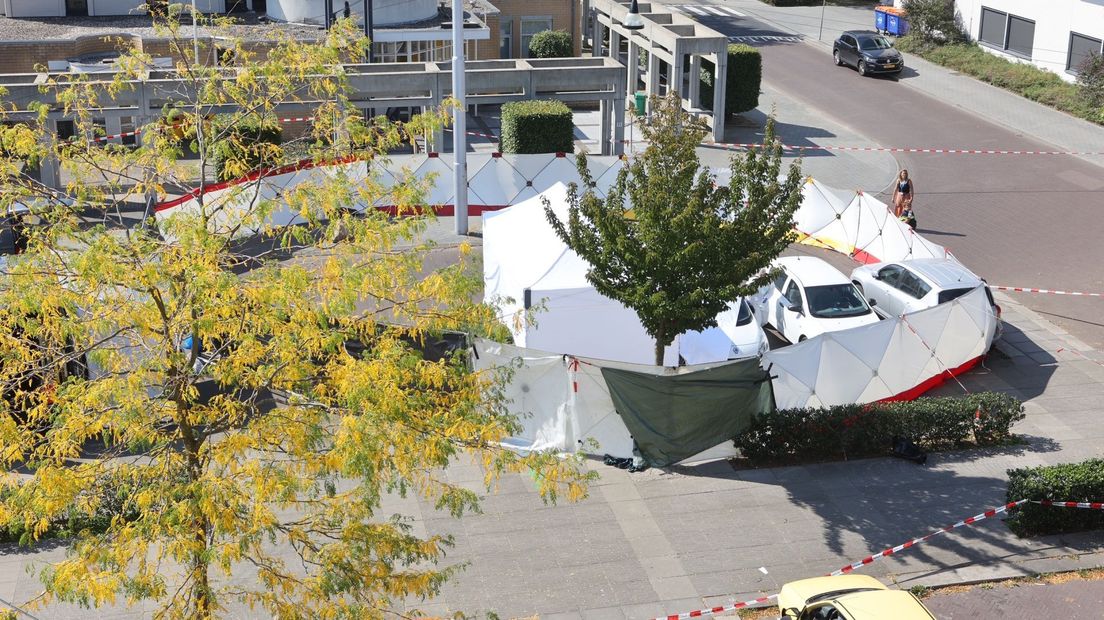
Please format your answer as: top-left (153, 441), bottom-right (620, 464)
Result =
top-left (872, 272), bottom-right (881, 281)
top-left (868, 298), bottom-right (877, 306)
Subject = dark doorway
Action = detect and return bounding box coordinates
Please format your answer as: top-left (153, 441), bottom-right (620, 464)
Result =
top-left (227, 0), bottom-right (249, 12)
top-left (65, 0), bottom-right (88, 16)
top-left (252, 0), bottom-right (267, 13)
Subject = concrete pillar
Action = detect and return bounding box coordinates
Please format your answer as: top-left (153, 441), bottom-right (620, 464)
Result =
top-left (689, 55), bottom-right (701, 109)
top-left (711, 50), bottom-right (727, 142)
top-left (105, 115), bottom-right (123, 145)
top-left (612, 95), bottom-right (625, 156)
top-left (609, 29), bottom-right (621, 60)
top-left (592, 21), bottom-right (605, 57)
top-left (670, 46), bottom-right (684, 101)
top-left (627, 40), bottom-right (640, 96)
top-left (38, 119), bottom-right (59, 189)
top-left (599, 98), bottom-right (611, 156)
top-left (646, 50), bottom-right (660, 110)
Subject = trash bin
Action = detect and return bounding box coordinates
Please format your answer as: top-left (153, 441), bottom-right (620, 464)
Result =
top-left (634, 91), bottom-right (647, 116)
top-left (874, 7), bottom-right (887, 33)
top-left (886, 14), bottom-right (910, 36)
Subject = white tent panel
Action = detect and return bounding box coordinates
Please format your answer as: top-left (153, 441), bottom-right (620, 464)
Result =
top-left (505, 154), bottom-right (564, 186)
top-left (411, 156), bottom-right (454, 206)
top-left (473, 341), bottom-right (573, 453)
top-left (531, 156), bottom-right (586, 192)
top-left (468, 156), bottom-right (532, 207)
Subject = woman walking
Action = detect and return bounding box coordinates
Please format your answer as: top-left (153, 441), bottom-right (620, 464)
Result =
top-left (892, 169), bottom-right (914, 219)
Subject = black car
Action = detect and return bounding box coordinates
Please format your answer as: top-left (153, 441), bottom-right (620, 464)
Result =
top-left (833, 30), bottom-right (903, 76)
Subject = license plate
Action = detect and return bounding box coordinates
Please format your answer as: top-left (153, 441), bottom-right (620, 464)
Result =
top-left (884, 63), bottom-right (897, 69)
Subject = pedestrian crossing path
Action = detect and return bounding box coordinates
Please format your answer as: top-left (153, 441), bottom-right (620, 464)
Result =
top-left (668, 4), bottom-right (746, 18)
top-left (728, 34), bottom-right (804, 43)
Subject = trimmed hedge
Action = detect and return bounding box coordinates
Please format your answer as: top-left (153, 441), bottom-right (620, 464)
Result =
top-left (210, 116), bottom-right (283, 181)
top-left (1006, 459), bottom-right (1104, 536)
top-left (500, 100), bottom-right (574, 154)
top-left (733, 392), bottom-right (1024, 464)
top-left (528, 30), bottom-right (574, 59)
top-left (699, 44), bottom-right (762, 115)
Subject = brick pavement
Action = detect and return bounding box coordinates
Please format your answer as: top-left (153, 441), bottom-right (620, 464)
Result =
top-left (923, 578), bottom-right (1104, 618)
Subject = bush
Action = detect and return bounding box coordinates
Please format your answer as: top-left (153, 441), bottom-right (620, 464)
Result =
top-left (896, 38), bottom-right (1102, 126)
top-left (1077, 53), bottom-right (1104, 110)
top-left (528, 30), bottom-right (574, 59)
top-left (210, 116), bottom-right (283, 181)
top-left (1006, 459), bottom-right (1104, 536)
top-left (699, 44), bottom-right (762, 115)
top-left (733, 392), bottom-right (1024, 464)
top-left (903, 0), bottom-right (965, 44)
top-left (499, 100), bottom-right (574, 154)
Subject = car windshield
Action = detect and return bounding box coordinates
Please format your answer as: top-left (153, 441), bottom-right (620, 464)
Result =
top-left (805, 284), bottom-right (872, 319)
top-left (858, 35), bottom-right (892, 51)
top-left (737, 299), bottom-right (753, 326)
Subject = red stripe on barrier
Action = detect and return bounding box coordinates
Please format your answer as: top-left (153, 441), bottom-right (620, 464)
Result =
top-left (877, 355), bottom-right (983, 403)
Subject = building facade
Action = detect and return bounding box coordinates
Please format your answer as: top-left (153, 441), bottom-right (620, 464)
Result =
top-left (951, 0), bottom-right (1104, 82)
top-left (1, 0), bottom-right (229, 17)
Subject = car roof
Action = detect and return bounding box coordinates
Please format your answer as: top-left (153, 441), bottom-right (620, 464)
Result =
top-left (779, 575), bottom-right (887, 605)
top-left (843, 30), bottom-right (881, 37)
top-left (836, 590), bottom-right (935, 619)
top-left (776, 256), bottom-right (851, 287)
top-left (896, 259), bottom-right (982, 289)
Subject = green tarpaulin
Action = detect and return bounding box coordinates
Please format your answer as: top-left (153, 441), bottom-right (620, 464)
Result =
top-left (601, 359), bottom-right (775, 467)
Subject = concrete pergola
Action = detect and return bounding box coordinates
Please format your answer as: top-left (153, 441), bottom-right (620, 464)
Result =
top-left (586, 0), bottom-right (730, 142)
top-left (1, 58), bottom-right (627, 188)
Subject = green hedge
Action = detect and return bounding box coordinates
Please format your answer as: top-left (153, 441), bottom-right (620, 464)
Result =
top-left (528, 30), bottom-right (574, 59)
top-left (210, 116), bottom-right (284, 181)
top-left (699, 44), bottom-right (762, 115)
top-left (1006, 459), bottom-right (1104, 536)
top-left (733, 392), bottom-right (1024, 464)
top-left (500, 100), bottom-right (574, 154)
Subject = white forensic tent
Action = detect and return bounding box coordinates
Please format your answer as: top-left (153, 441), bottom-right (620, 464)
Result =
top-left (484, 183), bottom-right (747, 366)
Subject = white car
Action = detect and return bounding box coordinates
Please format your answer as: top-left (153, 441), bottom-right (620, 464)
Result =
top-left (679, 298), bottom-right (769, 363)
top-left (850, 258), bottom-right (1002, 327)
top-left (751, 256), bottom-right (880, 344)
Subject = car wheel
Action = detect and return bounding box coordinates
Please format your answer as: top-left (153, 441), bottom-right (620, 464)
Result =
top-left (858, 60), bottom-right (868, 76)
top-left (833, 50), bottom-right (843, 66)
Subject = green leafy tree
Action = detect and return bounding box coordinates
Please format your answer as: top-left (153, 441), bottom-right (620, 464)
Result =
top-left (527, 29), bottom-right (574, 59)
top-left (0, 12), bottom-right (589, 620)
top-left (903, 0), bottom-right (965, 44)
top-left (544, 93), bottom-right (803, 365)
top-left (1077, 53), bottom-right (1104, 112)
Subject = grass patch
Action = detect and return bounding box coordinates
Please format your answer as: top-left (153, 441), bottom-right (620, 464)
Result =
top-left (896, 37), bottom-right (1103, 126)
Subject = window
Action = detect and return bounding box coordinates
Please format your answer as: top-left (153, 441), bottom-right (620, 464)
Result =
top-left (783, 280), bottom-right (803, 312)
top-left (736, 299), bottom-right (754, 326)
top-left (1068, 32), bottom-right (1104, 73)
top-left (500, 19), bottom-right (513, 59)
top-left (520, 17), bottom-right (553, 58)
top-left (898, 271), bottom-right (932, 300)
top-left (805, 284), bottom-right (872, 319)
top-left (978, 7), bottom-right (1034, 58)
top-left (841, 35), bottom-right (856, 48)
top-left (877, 264), bottom-right (903, 287)
top-left (937, 288), bottom-right (974, 304)
top-left (1006, 15), bottom-right (1035, 58)
top-left (773, 272), bottom-right (788, 292)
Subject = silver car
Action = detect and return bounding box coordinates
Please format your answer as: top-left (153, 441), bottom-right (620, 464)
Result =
top-left (850, 258), bottom-right (1002, 333)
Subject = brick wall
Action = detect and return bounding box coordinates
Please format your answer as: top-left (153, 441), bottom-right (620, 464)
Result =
top-left (492, 0), bottom-right (580, 58)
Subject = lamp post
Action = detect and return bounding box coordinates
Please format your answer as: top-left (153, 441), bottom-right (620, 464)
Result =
top-left (623, 0), bottom-right (645, 30)
top-left (452, 0), bottom-right (468, 235)
top-left (364, 0), bottom-right (374, 62)
top-left (818, 0), bottom-right (827, 41)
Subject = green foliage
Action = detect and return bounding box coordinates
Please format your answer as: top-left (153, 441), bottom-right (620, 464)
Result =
top-left (500, 100), bottom-right (574, 154)
top-left (895, 38), bottom-right (1102, 126)
top-left (1007, 459), bottom-right (1104, 536)
top-left (1076, 53), bottom-right (1104, 112)
top-left (699, 44), bottom-right (762, 114)
top-left (527, 29), bottom-right (574, 59)
top-left (733, 392), bottom-right (1025, 464)
top-left (544, 93), bottom-right (802, 365)
top-left (902, 0), bottom-right (965, 44)
top-left (209, 115), bottom-right (283, 181)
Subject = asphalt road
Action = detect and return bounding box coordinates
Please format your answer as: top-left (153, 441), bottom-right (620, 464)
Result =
top-left (685, 6), bottom-right (1104, 349)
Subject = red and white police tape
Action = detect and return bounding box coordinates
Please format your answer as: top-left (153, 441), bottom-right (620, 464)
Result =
top-left (709, 142), bottom-right (1104, 157)
top-left (653, 499), bottom-right (1103, 620)
top-left (991, 286), bottom-right (1104, 298)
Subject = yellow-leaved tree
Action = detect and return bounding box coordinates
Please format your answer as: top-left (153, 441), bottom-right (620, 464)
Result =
top-left (0, 10), bottom-right (590, 619)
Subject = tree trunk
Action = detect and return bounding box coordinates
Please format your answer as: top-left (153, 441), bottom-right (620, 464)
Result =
top-left (192, 518), bottom-right (212, 619)
top-left (653, 326), bottom-right (666, 366)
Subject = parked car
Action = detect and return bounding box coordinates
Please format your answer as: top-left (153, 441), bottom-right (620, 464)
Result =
top-left (833, 30), bottom-right (904, 76)
top-left (778, 575), bottom-right (936, 619)
top-left (679, 297), bottom-right (769, 363)
top-left (850, 258), bottom-right (1002, 335)
top-left (751, 256), bottom-right (880, 344)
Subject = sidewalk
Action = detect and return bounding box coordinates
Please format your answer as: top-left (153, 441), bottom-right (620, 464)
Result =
top-left (716, 0), bottom-right (1104, 169)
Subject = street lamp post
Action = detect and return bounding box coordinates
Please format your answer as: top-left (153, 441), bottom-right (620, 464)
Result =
top-left (452, 0), bottom-right (468, 235)
top-left (818, 0), bottom-right (827, 41)
top-left (364, 0), bottom-right (374, 62)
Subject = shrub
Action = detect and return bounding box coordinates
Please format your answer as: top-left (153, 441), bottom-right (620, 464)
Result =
top-left (699, 44), bottom-right (762, 115)
top-left (528, 30), bottom-right (574, 59)
top-left (1006, 459), bottom-right (1104, 536)
top-left (499, 100), bottom-right (574, 154)
top-left (903, 0), bottom-right (965, 44)
top-left (733, 392), bottom-right (1024, 464)
top-left (1077, 53), bottom-right (1104, 109)
top-left (210, 115), bottom-right (283, 181)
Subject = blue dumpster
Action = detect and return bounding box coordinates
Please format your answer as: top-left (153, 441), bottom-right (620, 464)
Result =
top-left (874, 8), bottom-right (887, 33)
top-left (886, 14), bottom-right (910, 36)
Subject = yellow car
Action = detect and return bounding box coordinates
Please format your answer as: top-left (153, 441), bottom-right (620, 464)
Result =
top-left (778, 575), bottom-right (935, 620)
